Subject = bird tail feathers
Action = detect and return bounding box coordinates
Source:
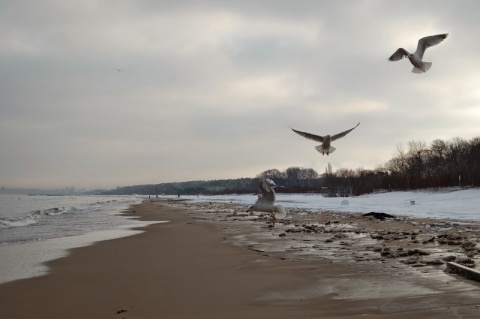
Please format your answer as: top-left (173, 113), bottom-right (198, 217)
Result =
top-left (412, 62), bottom-right (432, 74)
top-left (316, 145), bottom-right (336, 155)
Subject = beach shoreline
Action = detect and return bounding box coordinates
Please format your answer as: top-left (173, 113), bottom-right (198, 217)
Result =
top-left (1, 199), bottom-right (479, 318)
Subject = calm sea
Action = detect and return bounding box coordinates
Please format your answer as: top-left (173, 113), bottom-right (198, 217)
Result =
top-left (0, 194), bottom-right (147, 284)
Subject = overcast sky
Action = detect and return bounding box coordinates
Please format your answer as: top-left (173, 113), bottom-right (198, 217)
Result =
top-left (1, 0), bottom-right (479, 189)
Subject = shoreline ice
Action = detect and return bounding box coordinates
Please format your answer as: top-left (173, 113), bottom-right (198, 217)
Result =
top-left (176, 188), bottom-right (480, 221)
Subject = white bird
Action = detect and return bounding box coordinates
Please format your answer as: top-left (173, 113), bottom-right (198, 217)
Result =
top-left (388, 33), bottom-right (448, 73)
top-left (247, 179), bottom-right (286, 226)
top-left (290, 122), bottom-right (360, 155)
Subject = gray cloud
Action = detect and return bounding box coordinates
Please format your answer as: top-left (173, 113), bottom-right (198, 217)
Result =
top-left (1, 0), bottom-right (480, 189)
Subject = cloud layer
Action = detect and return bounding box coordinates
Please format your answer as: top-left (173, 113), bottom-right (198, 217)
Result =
top-left (1, 0), bottom-right (479, 188)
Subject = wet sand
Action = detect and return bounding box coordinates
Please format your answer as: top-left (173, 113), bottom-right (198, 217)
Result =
top-left (1, 199), bottom-right (480, 318)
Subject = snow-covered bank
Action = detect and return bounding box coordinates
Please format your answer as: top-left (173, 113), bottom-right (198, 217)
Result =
top-left (173, 188), bottom-right (480, 221)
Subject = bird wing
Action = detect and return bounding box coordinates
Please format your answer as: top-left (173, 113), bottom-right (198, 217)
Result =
top-left (415, 33), bottom-right (448, 59)
top-left (264, 178), bottom-right (276, 186)
top-left (290, 127), bottom-right (324, 142)
top-left (388, 48), bottom-right (409, 61)
top-left (331, 122), bottom-right (360, 141)
top-left (259, 180), bottom-right (276, 204)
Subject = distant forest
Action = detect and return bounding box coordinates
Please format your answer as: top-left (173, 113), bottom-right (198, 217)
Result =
top-left (99, 136), bottom-right (480, 197)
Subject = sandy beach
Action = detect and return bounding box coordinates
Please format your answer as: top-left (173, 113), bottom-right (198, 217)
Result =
top-left (1, 199), bottom-right (480, 318)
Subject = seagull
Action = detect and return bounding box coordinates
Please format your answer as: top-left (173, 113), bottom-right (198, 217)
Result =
top-left (115, 68), bottom-right (124, 72)
top-left (388, 33), bottom-right (448, 73)
top-left (290, 122), bottom-right (360, 155)
top-left (247, 179), bottom-right (286, 227)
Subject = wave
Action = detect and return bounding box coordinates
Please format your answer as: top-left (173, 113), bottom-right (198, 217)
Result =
top-left (0, 198), bottom-right (137, 229)
top-left (0, 206), bottom-right (67, 229)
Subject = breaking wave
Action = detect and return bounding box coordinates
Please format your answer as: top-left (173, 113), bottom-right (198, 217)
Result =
top-left (0, 206), bottom-right (69, 229)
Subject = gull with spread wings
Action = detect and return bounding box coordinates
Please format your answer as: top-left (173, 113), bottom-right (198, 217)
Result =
top-left (388, 33), bottom-right (448, 73)
top-left (247, 179), bottom-right (286, 227)
top-left (290, 122), bottom-right (360, 156)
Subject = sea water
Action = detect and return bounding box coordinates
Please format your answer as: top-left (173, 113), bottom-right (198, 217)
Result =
top-left (0, 194), bottom-right (146, 284)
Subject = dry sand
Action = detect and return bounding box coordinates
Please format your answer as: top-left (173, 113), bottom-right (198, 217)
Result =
top-left (1, 199), bottom-right (480, 318)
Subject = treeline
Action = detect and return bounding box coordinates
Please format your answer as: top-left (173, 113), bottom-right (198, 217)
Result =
top-left (322, 136), bottom-right (480, 196)
top-left (99, 178), bottom-right (257, 196)
top-left (99, 167), bottom-right (325, 196)
top-left (385, 137), bottom-right (480, 189)
top-left (99, 136), bottom-right (480, 197)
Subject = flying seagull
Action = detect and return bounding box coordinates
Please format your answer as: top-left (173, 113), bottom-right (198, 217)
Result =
top-left (247, 179), bottom-right (286, 227)
top-left (290, 122), bottom-right (360, 156)
top-left (388, 33), bottom-right (448, 73)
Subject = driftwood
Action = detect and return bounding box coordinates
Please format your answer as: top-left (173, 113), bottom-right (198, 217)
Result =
top-left (447, 262), bottom-right (480, 281)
